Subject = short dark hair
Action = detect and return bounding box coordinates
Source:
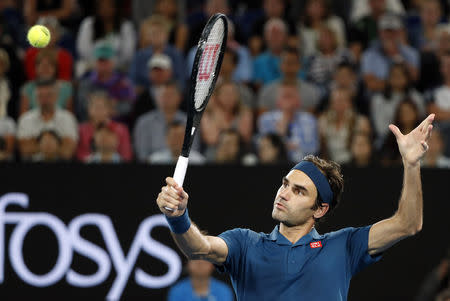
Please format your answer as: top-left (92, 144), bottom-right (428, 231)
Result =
top-left (281, 46), bottom-right (301, 60)
top-left (37, 130), bottom-right (61, 144)
top-left (302, 155), bottom-right (344, 221)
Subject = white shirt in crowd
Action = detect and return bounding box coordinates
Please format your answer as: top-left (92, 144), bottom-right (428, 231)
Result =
top-left (17, 109), bottom-right (78, 141)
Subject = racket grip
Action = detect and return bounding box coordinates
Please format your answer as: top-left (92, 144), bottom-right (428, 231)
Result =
top-left (165, 156), bottom-right (189, 212)
top-left (173, 155), bottom-right (189, 187)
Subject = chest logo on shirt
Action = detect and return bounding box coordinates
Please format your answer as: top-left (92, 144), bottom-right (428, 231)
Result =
top-left (310, 241), bottom-right (322, 248)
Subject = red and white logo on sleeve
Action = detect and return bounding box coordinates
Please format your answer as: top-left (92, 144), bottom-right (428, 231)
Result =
top-left (310, 241), bottom-right (322, 248)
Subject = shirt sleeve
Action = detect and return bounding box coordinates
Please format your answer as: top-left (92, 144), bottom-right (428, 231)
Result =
top-left (217, 228), bottom-right (249, 276)
top-left (346, 225), bottom-right (382, 276)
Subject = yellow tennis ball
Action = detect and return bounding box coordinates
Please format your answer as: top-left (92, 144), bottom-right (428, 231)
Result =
top-left (27, 25), bottom-right (51, 48)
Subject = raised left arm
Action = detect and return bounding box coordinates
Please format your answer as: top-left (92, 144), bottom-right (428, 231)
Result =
top-left (368, 114), bottom-right (435, 256)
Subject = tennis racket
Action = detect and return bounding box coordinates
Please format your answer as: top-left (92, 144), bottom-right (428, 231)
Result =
top-left (165, 14), bottom-right (228, 211)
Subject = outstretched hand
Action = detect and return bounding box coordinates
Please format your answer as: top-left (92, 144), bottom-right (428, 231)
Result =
top-left (389, 114), bottom-right (435, 166)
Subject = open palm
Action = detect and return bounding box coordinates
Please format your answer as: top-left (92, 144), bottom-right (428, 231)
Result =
top-left (389, 114), bottom-right (435, 166)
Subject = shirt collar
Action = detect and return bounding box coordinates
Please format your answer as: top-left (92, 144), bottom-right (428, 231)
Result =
top-left (266, 225), bottom-right (323, 246)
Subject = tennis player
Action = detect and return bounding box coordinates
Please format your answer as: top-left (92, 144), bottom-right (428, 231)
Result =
top-left (157, 114), bottom-right (435, 300)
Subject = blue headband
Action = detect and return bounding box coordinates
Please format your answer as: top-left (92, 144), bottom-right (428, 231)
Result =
top-left (291, 161), bottom-right (333, 204)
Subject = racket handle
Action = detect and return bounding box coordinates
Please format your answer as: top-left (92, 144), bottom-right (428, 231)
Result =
top-left (173, 155), bottom-right (189, 187)
top-left (165, 156), bottom-right (189, 211)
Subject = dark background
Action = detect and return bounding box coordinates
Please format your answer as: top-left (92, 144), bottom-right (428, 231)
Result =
top-left (0, 164), bottom-right (448, 300)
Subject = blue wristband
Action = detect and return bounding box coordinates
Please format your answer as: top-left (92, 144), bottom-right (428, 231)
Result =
top-left (165, 208), bottom-right (191, 234)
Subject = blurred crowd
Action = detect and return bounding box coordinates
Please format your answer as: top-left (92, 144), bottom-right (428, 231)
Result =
top-left (1, 0), bottom-right (450, 167)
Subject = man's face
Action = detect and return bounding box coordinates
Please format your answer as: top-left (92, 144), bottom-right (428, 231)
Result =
top-left (265, 24), bottom-right (287, 52)
top-left (276, 86), bottom-right (301, 111)
top-left (149, 67), bottom-right (172, 85)
top-left (272, 170), bottom-right (318, 226)
top-left (264, 0), bottom-right (284, 18)
top-left (280, 52), bottom-right (300, 78)
top-left (369, 0), bottom-right (386, 16)
top-left (36, 85), bottom-right (56, 110)
top-left (96, 59), bottom-right (114, 76)
top-left (155, 85), bottom-right (181, 112)
top-left (379, 28), bottom-right (400, 47)
top-left (148, 24), bottom-right (169, 47)
top-left (88, 98), bottom-right (110, 123)
top-left (36, 58), bottom-right (56, 80)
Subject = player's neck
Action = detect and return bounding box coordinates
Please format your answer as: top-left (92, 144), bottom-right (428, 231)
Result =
top-left (279, 221), bottom-right (314, 244)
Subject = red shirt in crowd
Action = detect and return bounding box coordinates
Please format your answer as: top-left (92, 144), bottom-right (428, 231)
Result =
top-left (77, 121), bottom-right (133, 162)
top-left (25, 47), bottom-right (73, 80)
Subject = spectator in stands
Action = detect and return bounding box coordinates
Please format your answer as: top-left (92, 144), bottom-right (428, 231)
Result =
top-left (201, 82), bottom-right (253, 152)
top-left (76, 0), bottom-right (136, 75)
top-left (134, 82), bottom-right (195, 162)
top-left (252, 18), bottom-right (288, 87)
top-left (306, 25), bottom-right (351, 89)
top-left (259, 84), bottom-right (319, 162)
top-left (348, 131), bottom-right (378, 167)
top-left (422, 127), bottom-right (450, 168)
top-left (23, 0), bottom-right (75, 27)
top-left (258, 47), bottom-right (321, 114)
top-left (319, 87), bottom-right (371, 164)
top-left (213, 128), bottom-right (246, 164)
top-left (217, 48), bottom-right (255, 107)
top-left (258, 133), bottom-right (289, 164)
top-left (248, 0), bottom-right (297, 57)
top-left (17, 79), bottom-right (78, 161)
top-left (0, 50), bottom-right (14, 161)
top-left (187, 20), bottom-right (252, 84)
top-left (416, 246), bottom-right (450, 301)
top-left (361, 12), bottom-right (420, 93)
top-left (348, 0), bottom-right (392, 59)
top-left (24, 17), bottom-right (73, 81)
top-left (77, 91), bottom-right (132, 162)
top-left (153, 0), bottom-right (188, 52)
top-left (326, 62), bottom-right (367, 114)
top-left (76, 43), bottom-right (135, 122)
top-left (418, 28), bottom-right (450, 93)
top-left (32, 130), bottom-right (61, 162)
top-left (20, 49), bottom-right (73, 115)
top-left (407, 0), bottom-right (444, 52)
top-left (297, 0), bottom-right (347, 58)
top-left (371, 63), bottom-right (425, 146)
top-left (130, 54), bottom-right (174, 128)
top-left (168, 259), bottom-right (234, 301)
top-left (428, 50), bottom-right (450, 156)
top-left (132, 0), bottom-right (186, 35)
top-left (149, 120), bottom-right (205, 164)
top-left (379, 98), bottom-right (421, 166)
top-left (351, 0), bottom-right (405, 23)
top-left (129, 15), bottom-right (184, 94)
top-left (86, 124), bottom-right (121, 163)
top-left (185, 0), bottom-right (232, 52)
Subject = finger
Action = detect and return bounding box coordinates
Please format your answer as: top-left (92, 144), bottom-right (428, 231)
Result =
top-left (174, 186), bottom-right (188, 199)
top-left (163, 186), bottom-right (181, 200)
top-left (425, 124), bottom-right (433, 141)
top-left (161, 194), bottom-right (181, 206)
top-left (421, 141), bottom-right (429, 151)
top-left (420, 114), bottom-right (435, 132)
top-left (389, 124), bottom-right (403, 139)
top-left (162, 202), bottom-right (178, 213)
top-left (165, 177), bottom-right (179, 189)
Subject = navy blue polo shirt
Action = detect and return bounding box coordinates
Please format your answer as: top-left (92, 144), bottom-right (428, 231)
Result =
top-left (218, 225), bottom-right (382, 301)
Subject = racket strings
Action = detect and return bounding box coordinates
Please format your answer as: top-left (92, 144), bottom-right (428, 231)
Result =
top-left (194, 19), bottom-right (225, 111)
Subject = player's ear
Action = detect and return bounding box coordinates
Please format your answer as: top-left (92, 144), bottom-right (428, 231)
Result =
top-left (313, 203), bottom-right (329, 219)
